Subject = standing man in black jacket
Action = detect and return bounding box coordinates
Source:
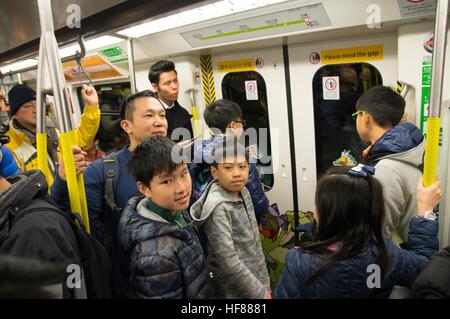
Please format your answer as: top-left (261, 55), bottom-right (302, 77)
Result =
top-left (148, 60), bottom-right (193, 142)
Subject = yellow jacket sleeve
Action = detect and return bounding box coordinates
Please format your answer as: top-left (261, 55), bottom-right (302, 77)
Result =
top-left (75, 104), bottom-right (101, 148)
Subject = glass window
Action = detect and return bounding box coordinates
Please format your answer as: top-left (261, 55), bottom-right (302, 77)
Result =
top-left (312, 63), bottom-right (382, 176)
top-left (222, 71), bottom-right (273, 190)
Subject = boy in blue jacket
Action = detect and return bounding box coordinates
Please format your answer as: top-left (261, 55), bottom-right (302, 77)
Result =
top-left (118, 136), bottom-right (213, 298)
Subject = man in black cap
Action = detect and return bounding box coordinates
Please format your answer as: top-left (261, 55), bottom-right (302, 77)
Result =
top-left (148, 60), bottom-right (193, 142)
top-left (5, 84), bottom-right (100, 185)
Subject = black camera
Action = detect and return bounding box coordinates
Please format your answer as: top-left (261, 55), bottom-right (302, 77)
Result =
top-left (0, 111), bottom-right (10, 145)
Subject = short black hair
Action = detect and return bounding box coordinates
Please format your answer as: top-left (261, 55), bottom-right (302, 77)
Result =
top-left (210, 137), bottom-right (249, 168)
top-left (148, 60), bottom-right (177, 84)
top-left (204, 99), bottom-right (243, 133)
top-left (127, 136), bottom-right (188, 186)
top-left (356, 85), bottom-right (405, 128)
top-left (120, 90), bottom-right (158, 121)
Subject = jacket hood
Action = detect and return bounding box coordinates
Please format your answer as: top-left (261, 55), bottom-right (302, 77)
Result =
top-left (119, 196), bottom-right (191, 251)
top-left (190, 181), bottom-right (245, 226)
top-left (369, 122), bottom-right (425, 167)
top-left (0, 170), bottom-right (49, 227)
top-left (373, 122), bottom-right (423, 155)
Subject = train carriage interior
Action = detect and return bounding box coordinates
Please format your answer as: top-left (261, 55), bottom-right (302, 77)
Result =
top-left (1, 0), bottom-right (450, 300)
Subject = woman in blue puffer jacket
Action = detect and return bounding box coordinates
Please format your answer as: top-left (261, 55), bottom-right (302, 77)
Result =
top-left (275, 165), bottom-right (439, 299)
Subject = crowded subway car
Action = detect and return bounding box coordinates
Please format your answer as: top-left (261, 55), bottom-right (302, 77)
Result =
top-left (0, 0), bottom-right (449, 300)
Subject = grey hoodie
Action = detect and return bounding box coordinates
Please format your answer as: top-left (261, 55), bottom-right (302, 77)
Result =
top-left (374, 140), bottom-right (425, 241)
top-left (190, 181), bottom-right (270, 299)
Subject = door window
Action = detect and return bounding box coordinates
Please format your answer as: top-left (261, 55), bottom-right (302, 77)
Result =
top-left (312, 63), bottom-right (382, 176)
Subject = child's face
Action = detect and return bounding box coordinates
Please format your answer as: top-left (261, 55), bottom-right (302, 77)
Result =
top-left (211, 155), bottom-right (249, 196)
top-left (140, 163), bottom-right (192, 213)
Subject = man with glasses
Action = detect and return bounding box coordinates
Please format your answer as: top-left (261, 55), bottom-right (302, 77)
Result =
top-left (354, 85), bottom-right (424, 243)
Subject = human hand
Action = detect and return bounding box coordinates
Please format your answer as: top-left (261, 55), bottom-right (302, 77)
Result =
top-left (417, 177), bottom-right (441, 216)
top-left (58, 146), bottom-right (87, 181)
top-left (81, 85), bottom-right (99, 106)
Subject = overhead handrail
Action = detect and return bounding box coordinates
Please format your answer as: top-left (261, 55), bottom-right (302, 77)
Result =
top-left (1, 33), bottom-right (88, 77)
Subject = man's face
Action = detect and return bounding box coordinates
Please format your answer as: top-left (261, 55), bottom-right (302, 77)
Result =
top-left (211, 154), bottom-right (249, 196)
top-left (14, 100), bottom-right (37, 128)
top-left (152, 71), bottom-right (179, 104)
top-left (140, 163), bottom-right (192, 213)
top-left (355, 111), bottom-right (370, 142)
top-left (122, 97), bottom-right (168, 144)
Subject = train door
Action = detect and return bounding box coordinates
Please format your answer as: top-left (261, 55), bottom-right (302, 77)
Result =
top-left (212, 48), bottom-right (294, 216)
top-left (289, 34), bottom-right (398, 212)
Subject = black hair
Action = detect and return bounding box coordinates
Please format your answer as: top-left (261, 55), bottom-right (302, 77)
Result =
top-left (204, 99), bottom-right (243, 133)
top-left (210, 137), bottom-right (249, 168)
top-left (148, 60), bottom-right (177, 85)
top-left (356, 85), bottom-right (405, 128)
top-left (301, 166), bottom-right (389, 284)
top-left (127, 136), bottom-right (187, 186)
top-left (119, 90), bottom-right (159, 121)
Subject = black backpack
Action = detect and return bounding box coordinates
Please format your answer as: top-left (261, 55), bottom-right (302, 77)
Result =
top-left (101, 152), bottom-right (130, 296)
top-left (10, 198), bottom-right (119, 299)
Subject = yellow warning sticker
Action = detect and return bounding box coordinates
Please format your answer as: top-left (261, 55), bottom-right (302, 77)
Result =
top-left (217, 58), bottom-right (255, 73)
top-left (321, 44), bottom-right (383, 64)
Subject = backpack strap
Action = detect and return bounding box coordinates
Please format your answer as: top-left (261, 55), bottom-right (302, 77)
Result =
top-left (102, 152), bottom-right (120, 212)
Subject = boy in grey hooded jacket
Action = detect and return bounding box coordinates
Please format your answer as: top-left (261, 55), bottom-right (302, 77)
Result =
top-left (190, 140), bottom-right (270, 298)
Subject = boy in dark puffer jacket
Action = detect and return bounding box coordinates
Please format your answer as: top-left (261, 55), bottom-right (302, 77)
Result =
top-left (118, 137), bottom-right (213, 298)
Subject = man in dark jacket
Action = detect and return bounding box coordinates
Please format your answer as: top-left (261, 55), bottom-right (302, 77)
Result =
top-left (148, 60), bottom-right (193, 142)
top-left (51, 90), bottom-right (168, 242)
top-left (411, 245), bottom-right (450, 299)
top-left (0, 168), bottom-right (80, 298)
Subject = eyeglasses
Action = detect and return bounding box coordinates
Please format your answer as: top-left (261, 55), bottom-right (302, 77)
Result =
top-left (351, 110), bottom-right (366, 120)
top-left (234, 119), bottom-right (247, 126)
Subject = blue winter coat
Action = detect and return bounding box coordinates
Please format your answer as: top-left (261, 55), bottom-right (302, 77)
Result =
top-left (189, 135), bottom-right (269, 219)
top-left (0, 146), bottom-right (20, 178)
top-left (118, 196), bottom-right (214, 299)
top-left (274, 217), bottom-right (438, 299)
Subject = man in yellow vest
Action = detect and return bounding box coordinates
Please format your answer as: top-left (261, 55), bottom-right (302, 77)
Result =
top-left (5, 84), bottom-right (100, 185)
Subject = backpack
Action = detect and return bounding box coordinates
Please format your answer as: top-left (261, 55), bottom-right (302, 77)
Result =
top-left (10, 198), bottom-right (119, 299)
top-left (100, 152), bottom-right (130, 296)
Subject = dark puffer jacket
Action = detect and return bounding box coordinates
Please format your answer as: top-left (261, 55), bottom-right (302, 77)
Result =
top-left (118, 196), bottom-right (214, 299)
top-left (411, 245), bottom-right (450, 299)
top-left (189, 135), bottom-right (269, 220)
top-left (274, 217), bottom-right (438, 299)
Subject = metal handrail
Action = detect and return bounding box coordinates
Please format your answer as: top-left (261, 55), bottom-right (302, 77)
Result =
top-left (1, 33), bottom-right (88, 77)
